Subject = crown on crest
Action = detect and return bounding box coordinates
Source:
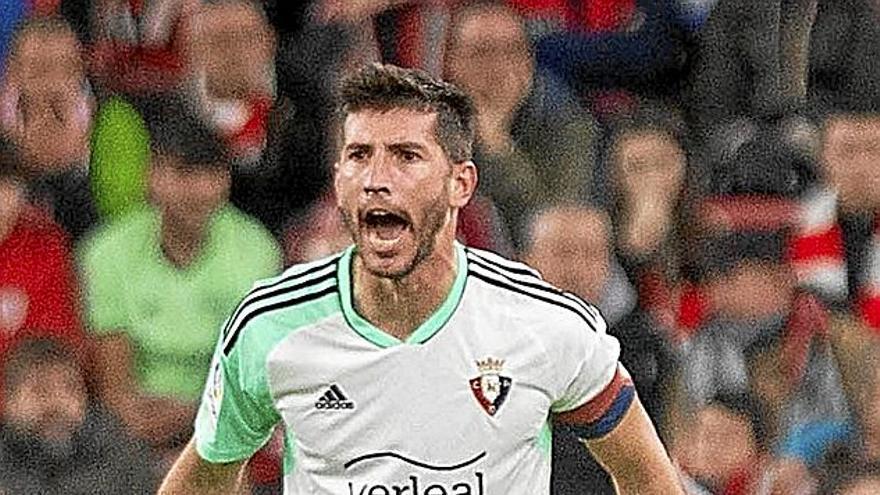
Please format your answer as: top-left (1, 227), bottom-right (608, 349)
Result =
top-left (476, 357), bottom-right (504, 374)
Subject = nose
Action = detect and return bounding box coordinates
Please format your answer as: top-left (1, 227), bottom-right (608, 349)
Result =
top-left (363, 153), bottom-right (394, 196)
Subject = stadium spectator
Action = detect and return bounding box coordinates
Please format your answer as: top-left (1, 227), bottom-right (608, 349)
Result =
top-left (523, 205), bottom-right (675, 417)
top-left (0, 16), bottom-right (98, 240)
top-left (605, 103), bottom-right (686, 279)
top-left (742, 316), bottom-right (853, 494)
top-left (674, 193), bottom-right (851, 479)
top-left (444, 0), bottom-right (598, 249)
top-left (0, 137), bottom-right (83, 407)
top-left (173, 0), bottom-right (330, 234)
top-left (672, 392), bottom-right (772, 495)
top-left (0, 338), bottom-right (158, 494)
top-left (818, 113), bottom-right (880, 327)
top-left (186, 0), bottom-right (276, 165)
top-left (89, 0), bottom-right (198, 94)
top-left (599, 103), bottom-right (693, 342)
top-left (524, 206), bottom-right (635, 326)
top-left (80, 110), bottom-right (281, 451)
top-left (523, 205), bottom-right (677, 494)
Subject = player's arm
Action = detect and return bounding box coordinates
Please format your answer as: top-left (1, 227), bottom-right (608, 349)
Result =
top-left (548, 305), bottom-right (682, 495)
top-left (158, 439), bottom-right (248, 495)
top-left (554, 366), bottom-right (683, 495)
top-left (582, 395), bottom-right (682, 494)
top-left (159, 316), bottom-right (281, 493)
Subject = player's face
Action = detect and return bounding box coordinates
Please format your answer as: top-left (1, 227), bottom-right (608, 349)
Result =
top-left (335, 109), bottom-right (468, 279)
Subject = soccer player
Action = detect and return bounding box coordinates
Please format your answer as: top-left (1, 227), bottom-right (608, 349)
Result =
top-left (159, 64), bottom-right (682, 494)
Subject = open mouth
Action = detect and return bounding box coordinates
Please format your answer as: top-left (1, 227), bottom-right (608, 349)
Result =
top-left (361, 209), bottom-right (411, 248)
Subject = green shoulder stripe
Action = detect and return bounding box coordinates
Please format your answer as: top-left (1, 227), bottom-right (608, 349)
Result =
top-left (222, 275), bottom-right (339, 355)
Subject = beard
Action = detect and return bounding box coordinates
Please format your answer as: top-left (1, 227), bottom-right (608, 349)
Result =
top-left (4, 421), bottom-right (78, 467)
top-left (339, 189), bottom-right (450, 280)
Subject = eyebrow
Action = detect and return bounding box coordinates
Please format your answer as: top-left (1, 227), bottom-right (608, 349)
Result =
top-left (387, 142), bottom-right (429, 154)
top-left (343, 142), bottom-right (430, 153)
top-left (343, 143), bottom-right (371, 152)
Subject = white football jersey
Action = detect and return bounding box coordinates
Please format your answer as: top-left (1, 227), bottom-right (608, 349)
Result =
top-left (195, 243), bottom-right (631, 494)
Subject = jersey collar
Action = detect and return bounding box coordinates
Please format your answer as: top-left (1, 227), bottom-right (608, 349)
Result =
top-left (337, 242), bottom-right (468, 347)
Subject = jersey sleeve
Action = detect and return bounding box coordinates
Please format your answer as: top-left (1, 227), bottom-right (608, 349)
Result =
top-left (194, 324), bottom-right (281, 463)
top-left (549, 308), bottom-right (635, 440)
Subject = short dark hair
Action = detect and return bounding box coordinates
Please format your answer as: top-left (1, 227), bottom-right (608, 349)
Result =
top-left (3, 337), bottom-right (82, 396)
top-left (336, 63), bottom-right (476, 163)
top-left (142, 97), bottom-right (228, 168)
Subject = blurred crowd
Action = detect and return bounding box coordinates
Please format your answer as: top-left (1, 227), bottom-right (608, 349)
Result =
top-left (0, 0), bottom-right (879, 494)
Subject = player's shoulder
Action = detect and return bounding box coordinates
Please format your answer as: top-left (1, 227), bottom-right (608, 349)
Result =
top-left (258, 248), bottom-right (346, 291)
top-left (463, 246), bottom-right (607, 335)
top-left (218, 249), bottom-right (347, 356)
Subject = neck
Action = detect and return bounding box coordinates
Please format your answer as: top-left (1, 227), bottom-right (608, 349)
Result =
top-left (160, 214), bottom-right (209, 268)
top-left (353, 234), bottom-right (458, 342)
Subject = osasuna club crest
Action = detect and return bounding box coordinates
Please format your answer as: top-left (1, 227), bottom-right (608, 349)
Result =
top-left (470, 357), bottom-right (512, 416)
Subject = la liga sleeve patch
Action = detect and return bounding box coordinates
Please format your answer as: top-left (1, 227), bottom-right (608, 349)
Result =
top-left (207, 358), bottom-right (224, 427)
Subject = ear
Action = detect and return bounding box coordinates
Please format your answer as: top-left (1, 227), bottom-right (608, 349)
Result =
top-left (450, 160), bottom-right (478, 209)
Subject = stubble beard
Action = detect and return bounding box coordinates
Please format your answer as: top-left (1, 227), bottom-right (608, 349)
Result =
top-left (340, 192), bottom-right (450, 281)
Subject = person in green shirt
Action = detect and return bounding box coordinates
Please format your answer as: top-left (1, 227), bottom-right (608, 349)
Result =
top-left (80, 108), bottom-right (281, 452)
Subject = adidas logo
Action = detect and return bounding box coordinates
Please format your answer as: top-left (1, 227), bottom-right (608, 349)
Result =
top-left (315, 384), bottom-right (355, 410)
